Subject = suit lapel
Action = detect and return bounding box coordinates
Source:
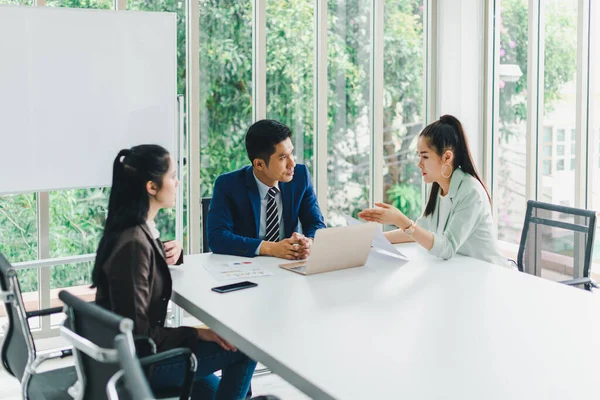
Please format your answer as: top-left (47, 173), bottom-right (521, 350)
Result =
top-left (245, 167), bottom-right (262, 238)
top-left (439, 168), bottom-right (466, 232)
top-left (140, 223), bottom-right (167, 265)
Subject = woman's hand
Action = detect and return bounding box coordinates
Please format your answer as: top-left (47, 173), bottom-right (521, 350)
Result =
top-left (196, 327), bottom-right (237, 351)
top-left (358, 202), bottom-right (407, 227)
top-left (163, 240), bottom-right (183, 265)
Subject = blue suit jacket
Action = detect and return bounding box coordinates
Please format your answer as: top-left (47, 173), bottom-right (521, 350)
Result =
top-left (207, 164), bottom-right (326, 257)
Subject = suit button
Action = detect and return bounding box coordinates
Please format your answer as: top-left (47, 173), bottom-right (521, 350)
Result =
top-left (162, 297), bottom-right (167, 301)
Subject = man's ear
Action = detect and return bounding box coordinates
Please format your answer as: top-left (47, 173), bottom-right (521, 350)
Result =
top-left (253, 158), bottom-right (266, 170)
top-left (146, 180), bottom-right (158, 196)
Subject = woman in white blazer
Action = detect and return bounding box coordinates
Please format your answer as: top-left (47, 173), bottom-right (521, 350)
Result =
top-left (359, 115), bottom-right (508, 266)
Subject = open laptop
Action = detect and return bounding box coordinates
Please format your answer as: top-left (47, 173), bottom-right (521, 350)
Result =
top-left (279, 223), bottom-right (378, 275)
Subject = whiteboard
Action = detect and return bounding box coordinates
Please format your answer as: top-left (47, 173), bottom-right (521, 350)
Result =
top-left (0, 6), bottom-right (177, 194)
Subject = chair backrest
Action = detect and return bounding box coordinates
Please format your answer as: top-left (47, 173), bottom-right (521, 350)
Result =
top-left (0, 252), bottom-right (36, 382)
top-left (201, 197), bottom-right (212, 253)
top-left (59, 289), bottom-right (134, 400)
top-left (517, 200), bottom-right (597, 283)
top-left (106, 334), bottom-right (155, 400)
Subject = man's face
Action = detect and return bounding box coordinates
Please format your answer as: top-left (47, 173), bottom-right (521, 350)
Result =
top-left (262, 138), bottom-right (296, 183)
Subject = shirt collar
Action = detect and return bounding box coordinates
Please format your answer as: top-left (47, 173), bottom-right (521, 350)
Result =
top-left (146, 220), bottom-right (160, 239)
top-left (253, 172), bottom-right (280, 200)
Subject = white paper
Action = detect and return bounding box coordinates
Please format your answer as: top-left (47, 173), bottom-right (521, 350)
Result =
top-left (344, 215), bottom-right (409, 260)
top-left (204, 261), bottom-right (273, 281)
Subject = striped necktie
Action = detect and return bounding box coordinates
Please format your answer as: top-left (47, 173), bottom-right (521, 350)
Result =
top-left (265, 187), bottom-right (280, 242)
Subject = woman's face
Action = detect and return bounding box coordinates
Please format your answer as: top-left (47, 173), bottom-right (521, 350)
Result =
top-left (417, 136), bottom-right (447, 184)
top-left (155, 156), bottom-right (179, 208)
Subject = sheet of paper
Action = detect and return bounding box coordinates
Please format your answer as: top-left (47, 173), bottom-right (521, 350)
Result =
top-left (344, 214), bottom-right (409, 260)
top-left (204, 261), bottom-right (273, 281)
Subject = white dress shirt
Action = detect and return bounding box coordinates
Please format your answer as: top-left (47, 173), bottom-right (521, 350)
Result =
top-left (146, 220), bottom-right (160, 239)
top-left (254, 173), bottom-right (284, 255)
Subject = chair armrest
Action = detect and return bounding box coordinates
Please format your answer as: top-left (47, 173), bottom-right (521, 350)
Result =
top-left (133, 335), bottom-right (157, 357)
top-left (25, 300), bottom-right (95, 319)
top-left (26, 305), bottom-right (64, 318)
top-left (28, 348), bottom-right (74, 375)
top-left (106, 370), bottom-right (126, 400)
top-left (140, 348), bottom-right (196, 400)
top-left (560, 277), bottom-right (598, 288)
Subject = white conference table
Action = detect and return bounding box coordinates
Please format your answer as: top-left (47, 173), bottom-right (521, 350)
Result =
top-left (170, 243), bottom-right (600, 400)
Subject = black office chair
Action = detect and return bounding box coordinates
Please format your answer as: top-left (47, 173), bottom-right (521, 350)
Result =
top-left (0, 252), bottom-right (77, 400)
top-left (517, 200), bottom-right (597, 290)
top-left (201, 196), bottom-right (212, 253)
top-left (59, 290), bottom-right (197, 400)
top-left (106, 334), bottom-right (155, 400)
top-left (106, 332), bottom-right (281, 400)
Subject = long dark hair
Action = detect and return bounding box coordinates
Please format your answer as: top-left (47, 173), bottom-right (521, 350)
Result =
top-left (91, 144), bottom-right (171, 288)
top-left (421, 115), bottom-right (490, 217)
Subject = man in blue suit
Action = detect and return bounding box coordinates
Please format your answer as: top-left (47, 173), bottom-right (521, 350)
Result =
top-left (207, 119), bottom-right (326, 259)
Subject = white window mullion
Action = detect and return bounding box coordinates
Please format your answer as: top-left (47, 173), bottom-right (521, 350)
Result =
top-left (483, 0), bottom-right (499, 199)
top-left (187, 0), bottom-right (201, 254)
top-left (314, 0), bottom-right (328, 220)
top-left (37, 192), bottom-right (51, 333)
top-left (425, 0), bottom-right (437, 125)
top-left (422, 0), bottom-right (437, 206)
top-left (114, 0), bottom-right (126, 11)
top-left (526, 0), bottom-right (543, 201)
top-left (32, 0), bottom-right (50, 337)
top-left (370, 0), bottom-right (384, 207)
top-left (252, 0), bottom-right (266, 122)
top-left (575, 0), bottom-right (591, 209)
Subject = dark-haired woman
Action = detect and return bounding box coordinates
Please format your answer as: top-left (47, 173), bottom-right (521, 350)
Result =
top-left (359, 115), bottom-right (508, 266)
top-left (92, 145), bottom-right (256, 399)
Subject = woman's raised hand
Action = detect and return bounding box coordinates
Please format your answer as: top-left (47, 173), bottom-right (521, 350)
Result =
top-left (357, 202), bottom-right (405, 226)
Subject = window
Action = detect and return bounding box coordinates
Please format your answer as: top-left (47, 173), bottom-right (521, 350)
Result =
top-left (591, 3), bottom-right (600, 274)
top-left (382, 0), bottom-right (425, 222)
top-left (543, 160), bottom-right (552, 176)
top-left (0, 0), bottom-right (32, 4)
top-left (327, 0), bottom-right (371, 225)
top-left (540, 1), bottom-right (577, 207)
top-left (46, 0), bottom-right (111, 8)
top-left (494, 0), bottom-right (529, 245)
top-left (0, 194), bottom-right (37, 263)
top-left (199, 0), bottom-right (252, 199)
top-left (266, 0), bottom-right (314, 175)
top-left (49, 189), bottom-right (109, 258)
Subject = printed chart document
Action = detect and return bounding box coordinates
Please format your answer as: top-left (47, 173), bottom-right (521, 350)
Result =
top-left (204, 261), bottom-right (273, 281)
top-left (344, 215), bottom-right (409, 260)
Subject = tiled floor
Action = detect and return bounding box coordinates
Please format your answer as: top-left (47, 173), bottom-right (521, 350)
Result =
top-left (0, 335), bottom-right (311, 400)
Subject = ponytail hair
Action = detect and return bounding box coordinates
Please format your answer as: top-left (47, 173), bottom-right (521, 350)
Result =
top-left (420, 115), bottom-right (490, 217)
top-left (92, 144), bottom-right (171, 288)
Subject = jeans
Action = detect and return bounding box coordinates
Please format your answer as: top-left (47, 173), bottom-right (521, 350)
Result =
top-left (149, 341), bottom-right (257, 400)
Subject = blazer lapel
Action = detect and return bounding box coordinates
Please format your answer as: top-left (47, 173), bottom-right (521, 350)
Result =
top-left (439, 168), bottom-right (466, 231)
top-left (140, 223), bottom-right (167, 265)
top-left (245, 167), bottom-right (262, 238)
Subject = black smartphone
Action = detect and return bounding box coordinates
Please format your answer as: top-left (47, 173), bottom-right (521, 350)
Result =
top-left (211, 281), bottom-right (258, 293)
